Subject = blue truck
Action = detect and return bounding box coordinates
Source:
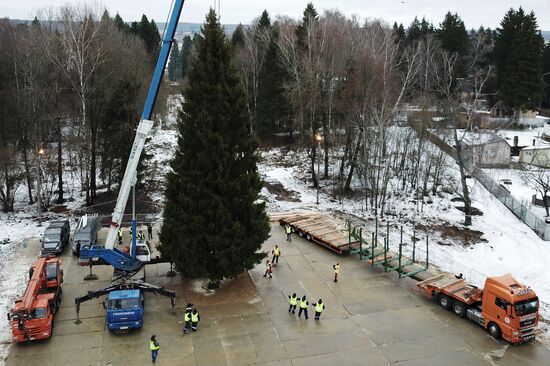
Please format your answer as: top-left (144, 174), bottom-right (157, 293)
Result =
top-left (75, 280), bottom-right (175, 332)
top-left (105, 289), bottom-right (143, 331)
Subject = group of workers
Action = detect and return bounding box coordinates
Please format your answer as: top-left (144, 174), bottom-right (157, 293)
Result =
top-left (287, 293), bottom-right (326, 320)
top-left (117, 222), bottom-right (154, 244)
top-left (183, 303), bottom-right (201, 334)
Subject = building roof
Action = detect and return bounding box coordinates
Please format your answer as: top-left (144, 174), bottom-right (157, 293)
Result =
top-left (521, 145), bottom-right (550, 151)
top-left (459, 131), bottom-right (505, 146)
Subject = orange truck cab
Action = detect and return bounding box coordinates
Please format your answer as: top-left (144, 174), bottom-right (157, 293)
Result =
top-left (418, 273), bottom-right (538, 344)
top-left (475, 274), bottom-right (538, 343)
top-left (8, 255), bottom-right (63, 343)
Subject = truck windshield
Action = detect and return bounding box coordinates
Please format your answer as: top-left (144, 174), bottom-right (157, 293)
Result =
top-left (43, 229), bottom-right (61, 243)
top-left (108, 299), bottom-right (140, 309)
top-left (46, 263), bottom-right (57, 280)
top-left (515, 297), bottom-right (538, 315)
top-left (31, 308), bottom-right (47, 319)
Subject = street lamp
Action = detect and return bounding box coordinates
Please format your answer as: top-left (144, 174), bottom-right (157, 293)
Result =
top-left (37, 147), bottom-right (45, 227)
top-left (315, 133), bottom-right (323, 205)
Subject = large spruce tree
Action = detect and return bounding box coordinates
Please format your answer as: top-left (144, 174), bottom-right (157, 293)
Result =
top-left (159, 10), bottom-right (270, 284)
top-left (494, 7), bottom-right (545, 114)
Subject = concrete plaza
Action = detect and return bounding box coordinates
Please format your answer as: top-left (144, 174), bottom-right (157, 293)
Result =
top-left (6, 224), bottom-right (550, 365)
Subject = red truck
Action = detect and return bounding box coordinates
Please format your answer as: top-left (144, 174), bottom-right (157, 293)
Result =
top-left (8, 255), bottom-right (63, 342)
top-left (418, 273), bottom-right (538, 344)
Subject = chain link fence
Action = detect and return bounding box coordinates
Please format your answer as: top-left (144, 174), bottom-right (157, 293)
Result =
top-left (474, 169), bottom-right (550, 240)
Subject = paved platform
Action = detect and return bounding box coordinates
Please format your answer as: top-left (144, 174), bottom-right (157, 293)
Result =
top-left (6, 224), bottom-right (550, 365)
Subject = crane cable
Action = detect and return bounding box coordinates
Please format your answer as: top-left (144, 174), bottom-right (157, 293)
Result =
top-left (161, 0), bottom-right (176, 43)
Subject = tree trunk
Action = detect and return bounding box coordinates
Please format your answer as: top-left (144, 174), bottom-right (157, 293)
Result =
top-left (23, 147), bottom-right (34, 205)
top-left (344, 130), bottom-right (362, 193)
top-left (90, 125), bottom-right (97, 201)
top-left (57, 120), bottom-right (64, 204)
top-left (454, 130), bottom-right (472, 226)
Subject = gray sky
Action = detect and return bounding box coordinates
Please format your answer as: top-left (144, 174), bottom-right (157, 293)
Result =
top-left (2, 1), bottom-right (549, 29)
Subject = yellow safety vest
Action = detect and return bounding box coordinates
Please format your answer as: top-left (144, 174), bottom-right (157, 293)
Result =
top-left (150, 341), bottom-right (159, 351)
top-left (191, 312), bottom-right (199, 322)
top-left (289, 295), bottom-right (297, 306)
top-left (184, 312), bottom-right (191, 321)
top-left (274, 248), bottom-right (280, 256)
top-left (118, 229), bottom-right (123, 237)
top-left (334, 265), bottom-right (340, 274)
top-left (285, 226), bottom-right (292, 234)
top-left (315, 303), bottom-right (324, 313)
top-left (300, 299), bottom-right (308, 309)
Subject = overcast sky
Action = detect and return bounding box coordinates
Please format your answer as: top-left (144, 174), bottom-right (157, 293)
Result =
top-left (2, 1), bottom-right (549, 30)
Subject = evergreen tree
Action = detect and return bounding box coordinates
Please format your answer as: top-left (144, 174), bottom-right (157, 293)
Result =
top-left (179, 35), bottom-right (193, 80)
top-left (159, 10), bottom-right (270, 284)
top-left (296, 3), bottom-right (319, 49)
top-left (543, 43), bottom-right (550, 108)
top-left (113, 13), bottom-right (129, 32)
top-left (231, 24), bottom-right (245, 48)
top-left (392, 22), bottom-right (406, 43)
top-left (257, 26), bottom-right (291, 140)
top-left (494, 7), bottom-right (545, 114)
top-left (437, 12), bottom-right (469, 77)
top-left (168, 40), bottom-right (180, 81)
top-left (131, 15), bottom-right (161, 56)
top-left (406, 17), bottom-right (433, 43)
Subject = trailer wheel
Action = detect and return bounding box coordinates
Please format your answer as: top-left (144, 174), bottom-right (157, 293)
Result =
top-left (438, 294), bottom-right (452, 310)
top-left (306, 234), bottom-right (312, 240)
top-left (452, 301), bottom-right (467, 318)
top-left (298, 231), bottom-right (304, 237)
top-left (488, 322), bottom-right (502, 339)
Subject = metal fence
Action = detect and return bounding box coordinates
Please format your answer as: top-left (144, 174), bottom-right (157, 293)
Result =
top-left (474, 169), bottom-right (550, 240)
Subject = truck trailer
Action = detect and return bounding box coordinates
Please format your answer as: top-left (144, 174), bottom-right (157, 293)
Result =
top-left (8, 255), bottom-right (63, 342)
top-left (418, 273), bottom-right (538, 344)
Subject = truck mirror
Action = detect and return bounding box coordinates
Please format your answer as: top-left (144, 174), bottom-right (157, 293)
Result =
top-left (507, 304), bottom-right (513, 317)
top-left (102, 301), bottom-right (106, 310)
top-left (7, 313), bottom-right (10, 321)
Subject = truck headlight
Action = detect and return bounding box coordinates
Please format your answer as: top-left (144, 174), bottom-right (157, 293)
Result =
top-left (513, 331), bottom-right (520, 336)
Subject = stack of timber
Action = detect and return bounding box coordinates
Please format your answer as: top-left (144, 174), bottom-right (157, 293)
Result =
top-left (273, 212), bottom-right (359, 254)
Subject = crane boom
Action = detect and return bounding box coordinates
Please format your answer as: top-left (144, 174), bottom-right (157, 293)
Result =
top-left (105, 0), bottom-right (186, 249)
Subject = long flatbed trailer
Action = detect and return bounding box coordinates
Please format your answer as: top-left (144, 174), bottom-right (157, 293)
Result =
top-left (276, 213), bottom-right (359, 254)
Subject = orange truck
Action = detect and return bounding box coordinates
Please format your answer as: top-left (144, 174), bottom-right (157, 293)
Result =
top-left (7, 255), bottom-right (63, 342)
top-left (418, 273), bottom-right (538, 344)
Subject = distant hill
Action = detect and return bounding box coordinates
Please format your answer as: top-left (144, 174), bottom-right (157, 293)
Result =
top-left (157, 22), bottom-right (240, 39)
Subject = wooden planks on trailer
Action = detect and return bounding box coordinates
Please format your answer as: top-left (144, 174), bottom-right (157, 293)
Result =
top-left (276, 212), bottom-right (358, 254)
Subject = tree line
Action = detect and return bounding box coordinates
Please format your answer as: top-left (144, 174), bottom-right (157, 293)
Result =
top-left (0, 4), bottom-right (163, 212)
top-left (228, 4), bottom-right (549, 225)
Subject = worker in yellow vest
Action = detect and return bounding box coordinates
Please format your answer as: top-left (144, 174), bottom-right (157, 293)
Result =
top-left (288, 292), bottom-right (298, 314)
top-left (150, 335), bottom-right (160, 363)
top-left (118, 228), bottom-right (123, 244)
top-left (183, 303), bottom-right (193, 335)
top-left (191, 308), bottom-right (200, 332)
top-left (263, 259), bottom-right (273, 278)
top-left (272, 245), bottom-right (281, 266)
top-left (285, 224), bottom-right (292, 242)
top-left (298, 295), bottom-right (309, 319)
top-left (333, 262), bottom-right (340, 282)
top-left (313, 299), bottom-right (325, 320)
